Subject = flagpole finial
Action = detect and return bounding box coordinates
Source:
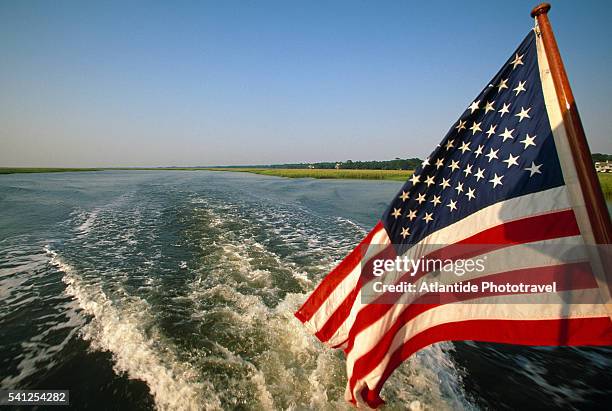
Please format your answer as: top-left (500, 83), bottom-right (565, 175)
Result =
top-left (531, 3), bottom-right (551, 18)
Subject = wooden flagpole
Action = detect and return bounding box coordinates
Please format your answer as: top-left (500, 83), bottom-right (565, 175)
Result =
top-left (531, 3), bottom-right (612, 245)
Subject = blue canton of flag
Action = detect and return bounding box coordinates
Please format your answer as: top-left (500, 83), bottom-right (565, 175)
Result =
top-left (383, 31), bottom-right (564, 252)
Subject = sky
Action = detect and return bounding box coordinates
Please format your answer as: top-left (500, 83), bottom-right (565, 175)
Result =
top-left (1, 0), bottom-right (611, 167)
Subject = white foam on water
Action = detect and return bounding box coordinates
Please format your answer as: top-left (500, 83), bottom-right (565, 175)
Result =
top-left (186, 197), bottom-right (475, 410)
top-left (75, 209), bottom-right (100, 235)
top-left (47, 248), bottom-right (223, 411)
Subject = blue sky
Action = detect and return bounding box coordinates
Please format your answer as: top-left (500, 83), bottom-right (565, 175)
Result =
top-left (1, 0), bottom-right (611, 167)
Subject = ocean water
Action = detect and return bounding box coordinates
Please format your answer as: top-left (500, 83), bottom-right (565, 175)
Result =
top-left (0, 170), bottom-right (609, 410)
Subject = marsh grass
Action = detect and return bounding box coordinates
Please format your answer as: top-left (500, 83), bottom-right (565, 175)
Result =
top-left (206, 168), bottom-right (413, 181)
top-left (598, 173), bottom-right (612, 200)
top-left (207, 168), bottom-right (612, 200)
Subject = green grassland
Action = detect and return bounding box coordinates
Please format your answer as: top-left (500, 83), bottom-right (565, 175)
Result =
top-left (599, 173), bottom-right (612, 199)
top-left (209, 168), bottom-right (612, 200)
top-left (205, 168), bottom-right (414, 181)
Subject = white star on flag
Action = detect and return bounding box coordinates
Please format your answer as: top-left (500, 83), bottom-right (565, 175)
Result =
top-left (520, 134), bottom-right (537, 149)
top-left (486, 148), bottom-right (499, 162)
top-left (498, 102), bottom-right (511, 116)
top-left (489, 173), bottom-right (504, 188)
top-left (513, 80), bottom-right (526, 95)
top-left (510, 53), bottom-right (524, 69)
top-left (524, 161), bottom-right (543, 176)
top-left (502, 153), bottom-right (520, 168)
top-left (515, 106), bottom-right (531, 122)
top-left (468, 100), bottom-right (480, 113)
top-left (499, 127), bottom-right (515, 142)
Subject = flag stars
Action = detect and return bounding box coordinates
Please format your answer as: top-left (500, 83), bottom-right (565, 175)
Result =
top-left (520, 134), bottom-right (537, 149)
top-left (474, 145), bottom-right (484, 158)
top-left (401, 227), bottom-right (411, 239)
top-left (459, 141), bottom-right (471, 154)
top-left (485, 124), bottom-right (497, 138)
top-left (469, 121), bottom-right (482, 135)
top-left (439, 178), bottom-right (451, 190)
top-left (448, 160), bottom-right (460, 172)
top-left (497, 78), bottom-right (509, 93)
top-left (456, 120), bottom-right (467, 132)
top-left (524, 162), bottom-right (543, 176)
top-left (515, 106), bottom-right (531, 122)
top-left (498, 102), bottom-right (511, 117)
top-left (468, 100), bottom-right (480, 114)
top-left (406, 209), bottom-right (417, 221)
top-left (502, 153), bottom-right (520, 168)
top-left (409, 173), bottom-right (420, 185)
top-left (484, 100), bottom-right (495, 114)
top-left (424, 175), bottom-right (435, 187)
top-left (447, 199), bottom-right (458, 212)
top-left (513, 80), bottom-right (527, 96)
top-left (435, 158), bottom-right (444, 169)
top-left (466, 187), bottom-right (476, 201)
top-left (431, 195), bottom-right (442, 206)
top-left (399, 190), bottom-right (410, 201)
top-left (423, 212), bottom-right (434, 224)
top-left (445, 139), bottom-right (455, 150)
top-left (416, 192), bottom-right (427, 204)
top-left (463, 163), bottom-right (473, 177)
top-left (391, 207), bottom-right (402, 218)
top-left (474, 167), bottom-right (485, 181)
top-left (422, 157), bottom-right (430, 167)
top-left (499, 127), bottom-right (515, 142)
top-left (489, 173), bottom-right (504, 188)
top-left (455, 181), bottom-right (464, 194)
top-left (511, 53), bottom-right (524, 69)
top-left (485, 148), bottom-right (499, 162)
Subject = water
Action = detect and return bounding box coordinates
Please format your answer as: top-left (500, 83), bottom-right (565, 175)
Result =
top-left (0, 170), bottom-right (610, 410)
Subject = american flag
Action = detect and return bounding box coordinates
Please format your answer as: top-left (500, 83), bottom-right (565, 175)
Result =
top-left (295, 29), bottom-right (612, 407)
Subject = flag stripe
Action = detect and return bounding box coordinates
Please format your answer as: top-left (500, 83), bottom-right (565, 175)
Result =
top-left (323, 208), bottom-right (580, 347)
top-left (353, 316), bottom-right (612, 407)
top-left (296, 186), bottom-right (573, 341)
top-left (348, 289), bottom-right (610, 405)
top-left (348, 261), bottom-right (598, 386)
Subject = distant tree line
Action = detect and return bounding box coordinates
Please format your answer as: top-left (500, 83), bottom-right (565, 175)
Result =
top-left (212, 153), bottom-right (609, 170)
top-left (266, 158), bottom-right (422, 170)
top-left (592, 153), bottom-right (612, 163)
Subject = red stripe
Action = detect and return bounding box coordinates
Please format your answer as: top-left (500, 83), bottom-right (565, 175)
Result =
top-left (314, 245), bottom-right (397, 342)
top-left (353, 317), bottom-right (612, 408)
top-left (347, 262), bottom-right (598, 390)
top-left (294, 221), bottom-right (384, 323)
top-left (342, 209), bottom-right (580, 350)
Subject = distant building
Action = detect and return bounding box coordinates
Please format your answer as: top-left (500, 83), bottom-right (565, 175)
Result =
top-left (335, 162), bottom-right (341, 170)
top-left (595, 161), bottom-right (612, 173)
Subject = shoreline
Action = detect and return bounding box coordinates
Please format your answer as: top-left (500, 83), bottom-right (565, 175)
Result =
top-left (205, 168), bottom-right (612, 200)
top-left (1, 167), bottom-right (610, 200)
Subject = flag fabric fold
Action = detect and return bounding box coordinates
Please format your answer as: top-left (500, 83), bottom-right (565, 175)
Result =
top-left (295, 27), bottom-right (612, 408)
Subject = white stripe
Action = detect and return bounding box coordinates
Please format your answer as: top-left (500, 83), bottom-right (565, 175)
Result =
top-left (349, 289), bottom-right (607, 406)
